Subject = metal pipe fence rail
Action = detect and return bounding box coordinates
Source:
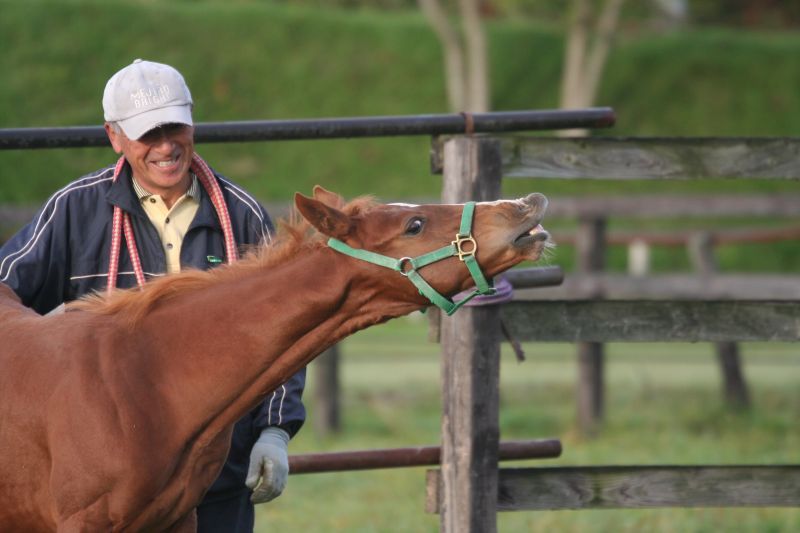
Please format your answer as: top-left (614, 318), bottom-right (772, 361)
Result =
top-left (289, 439), bottom-right (562, 475)
top-left (0, 108), bottom-right (615, 149)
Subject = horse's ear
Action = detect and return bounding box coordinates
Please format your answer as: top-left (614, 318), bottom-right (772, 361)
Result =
top-left (312, 185), bottom-right (346, 209)
top-left (294, 192), bottom-right (353, 239)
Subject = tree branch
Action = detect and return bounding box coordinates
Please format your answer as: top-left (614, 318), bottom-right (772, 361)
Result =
top-left (583, 0), bottom-right (625, 104)
top-left (419, 0), bottom-right (466, 112)
top-left (459, 0), bottom-right (490, 112)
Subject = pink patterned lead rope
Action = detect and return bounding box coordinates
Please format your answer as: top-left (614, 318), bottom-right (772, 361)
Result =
top-left (106, 157), bottom-right (127, 293)
top-left (190, 153), bottom-right (239, 264)
top-left (106, 154), bottom-right (238, 294)
top-left (122, 215), bottom-right (147, 288)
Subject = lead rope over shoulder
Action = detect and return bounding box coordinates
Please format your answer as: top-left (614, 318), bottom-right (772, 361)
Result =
top-left (327, 201), bottom-right (496, 316)
top-left (106, 153), bottom-right (238, 293)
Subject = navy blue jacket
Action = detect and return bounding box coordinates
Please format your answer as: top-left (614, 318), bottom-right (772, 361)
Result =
top-left (0, 159), bottom-right (306, 499)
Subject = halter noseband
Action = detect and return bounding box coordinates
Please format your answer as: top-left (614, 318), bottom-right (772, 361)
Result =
top-left (327, 201), bottom-right (496, 316)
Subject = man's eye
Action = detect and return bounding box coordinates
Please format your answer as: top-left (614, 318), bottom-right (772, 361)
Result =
top-left (405, 218), bottom-right (424, 236)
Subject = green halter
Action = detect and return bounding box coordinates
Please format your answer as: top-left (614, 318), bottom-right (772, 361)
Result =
top-left (327, 201), bottom-right (496, 316)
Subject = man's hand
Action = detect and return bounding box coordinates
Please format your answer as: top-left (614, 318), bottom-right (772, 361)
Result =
top-left (245, 427), bottom-right (290, 503)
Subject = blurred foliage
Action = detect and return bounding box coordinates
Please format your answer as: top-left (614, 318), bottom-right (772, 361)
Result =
top-left (265, 0), bottom-right (800, 28)
top-left (692, 0), bottom-right (800, 28)
top-left (1, 0), bottom-right (799, 272)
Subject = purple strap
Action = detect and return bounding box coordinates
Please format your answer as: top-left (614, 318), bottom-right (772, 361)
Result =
top-left (452, 275), bottom-right (513, 306)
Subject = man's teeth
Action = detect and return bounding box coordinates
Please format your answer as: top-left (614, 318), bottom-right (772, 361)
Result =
top-left (155, 158), bottom-right (177, 168)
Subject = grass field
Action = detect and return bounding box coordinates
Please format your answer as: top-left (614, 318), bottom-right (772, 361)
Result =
top-left (255, 315), bottom-right (799, 532)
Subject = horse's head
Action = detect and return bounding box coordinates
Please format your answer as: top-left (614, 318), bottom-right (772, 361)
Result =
top-left (295, 185), bottom-right (549, 314)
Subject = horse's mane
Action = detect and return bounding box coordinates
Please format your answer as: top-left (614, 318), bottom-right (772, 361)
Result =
top-left (70, 196), bottom-right (377, 324)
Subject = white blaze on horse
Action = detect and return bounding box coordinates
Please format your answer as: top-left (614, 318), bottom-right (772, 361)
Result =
top-left (0, 186), bottom-right (549, 532)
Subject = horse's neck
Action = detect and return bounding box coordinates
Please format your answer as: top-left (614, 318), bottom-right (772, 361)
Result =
top-left (136, 246), bottom-right (414, 441)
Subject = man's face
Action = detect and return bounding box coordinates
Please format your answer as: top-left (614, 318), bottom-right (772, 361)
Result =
top-left (106, 123), bottom-right (195, 201)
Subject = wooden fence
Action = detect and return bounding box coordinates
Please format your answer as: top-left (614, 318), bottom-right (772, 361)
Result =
top-left (531, 192), bottom-right (800, 427)
top-left (426, 135), bottom-right (800, 533)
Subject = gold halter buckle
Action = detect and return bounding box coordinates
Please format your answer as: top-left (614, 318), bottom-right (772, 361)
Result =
top-left (452, 233), bottom-right (477, 261)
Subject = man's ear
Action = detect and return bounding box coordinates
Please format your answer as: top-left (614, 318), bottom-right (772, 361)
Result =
top-left (294, 192), bottom-right (353, 240)
top-left (104, 123), bottom-right (124, 154)
top-left (312, 185), bottom-right (346, 209)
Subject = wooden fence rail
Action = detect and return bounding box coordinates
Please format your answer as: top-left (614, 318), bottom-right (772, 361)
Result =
top-left (555, 225), bottom-right (800, 247)
top-left (496, 137), bottom-right (800, 180)
top-left (541, 194), bottom-right (800, 218)
top-left (426, 465), bottom-right (800, 512)
top-left (513, 273), bottom-right (800, 300)
top-left (502, 300), bottom-right (800, 342)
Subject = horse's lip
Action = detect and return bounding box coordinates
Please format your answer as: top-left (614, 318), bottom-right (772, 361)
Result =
top-left (513, 221), bottom-right (549, 246)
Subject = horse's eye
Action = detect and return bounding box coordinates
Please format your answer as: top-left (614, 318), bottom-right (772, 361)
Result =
top-left (405, 218), bottom-right (425, 236)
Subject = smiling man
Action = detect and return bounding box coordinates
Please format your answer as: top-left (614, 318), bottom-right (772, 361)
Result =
top-left (0, 59), bottom-right (306, 533)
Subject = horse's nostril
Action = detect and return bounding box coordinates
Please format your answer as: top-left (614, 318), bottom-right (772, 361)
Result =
top-left (518, 194), bottom-right (548, 218)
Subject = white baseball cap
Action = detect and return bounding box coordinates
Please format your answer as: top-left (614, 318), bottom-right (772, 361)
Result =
top-left (102, 59), bottom-right (193, 140)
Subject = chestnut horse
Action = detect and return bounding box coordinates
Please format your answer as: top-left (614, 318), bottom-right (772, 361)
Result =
top-left (0, 186), bottom-right (549, 532)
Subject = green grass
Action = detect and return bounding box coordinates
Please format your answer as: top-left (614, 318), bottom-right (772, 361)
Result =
top-left (255, 316), bottom-right (799, 532)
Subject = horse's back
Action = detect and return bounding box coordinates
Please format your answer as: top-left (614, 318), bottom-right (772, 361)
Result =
top-left (0, 283), bottom-right (38, 320)
top-left (0, 282), bottom-right (22, 306)
top-left (0, 283), bottom-right (46, 365)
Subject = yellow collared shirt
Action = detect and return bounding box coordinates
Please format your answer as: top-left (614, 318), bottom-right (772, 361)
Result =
top-left (133, 174), bottom-right (201, 274)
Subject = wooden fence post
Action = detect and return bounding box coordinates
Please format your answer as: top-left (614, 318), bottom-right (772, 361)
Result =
top-left (688, 232), bottom-right (751, 410)
top-left (627, 239), bottom-right (651, 277)
top-left (576, 216), bottom-right (607, 435)
top-left (439, 136), bottom-right (502, 533)
top-left (312, 345), bottom-right (341, 435)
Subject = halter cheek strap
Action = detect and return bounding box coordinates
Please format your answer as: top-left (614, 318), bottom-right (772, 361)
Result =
top-left (327, 201), bottom-right (496, 316)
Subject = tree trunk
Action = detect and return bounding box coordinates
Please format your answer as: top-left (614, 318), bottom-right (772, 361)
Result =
top-left (419, 0), bottom-right (490, 113)
top-left (460, 0), bottom-right (490, 112)
top-left (559, 0), bottom-right (626, 137)
top-left (419, 0), bottom-right (466, 112)
top-left (312, 344), bottom-right (341, 435)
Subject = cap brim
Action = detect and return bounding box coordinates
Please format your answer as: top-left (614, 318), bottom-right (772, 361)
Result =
top-left (117, 104), bottom-right (193, 140)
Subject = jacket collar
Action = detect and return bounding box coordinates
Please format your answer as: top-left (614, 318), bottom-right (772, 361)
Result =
top-left (106, 163), bottom-right (145, 218)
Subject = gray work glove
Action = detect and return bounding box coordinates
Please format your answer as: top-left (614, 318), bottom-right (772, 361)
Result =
top-left (245, 427), bottom-right (290, 503)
